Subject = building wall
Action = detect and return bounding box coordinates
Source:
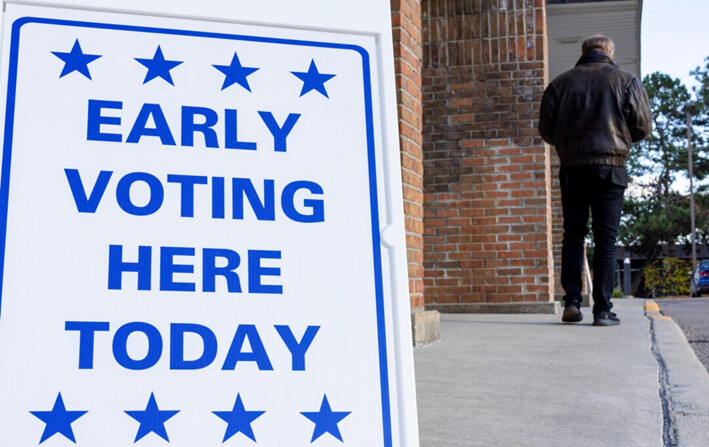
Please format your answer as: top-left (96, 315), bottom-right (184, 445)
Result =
top-left (420, 0), bottom-right (555, 309)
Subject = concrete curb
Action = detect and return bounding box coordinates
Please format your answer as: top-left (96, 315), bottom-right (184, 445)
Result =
top-left (648, 300), bottom-right (709, 447)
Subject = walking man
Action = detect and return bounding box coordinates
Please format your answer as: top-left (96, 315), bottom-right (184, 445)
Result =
top-left (538, 35), bottom-right (652, 326)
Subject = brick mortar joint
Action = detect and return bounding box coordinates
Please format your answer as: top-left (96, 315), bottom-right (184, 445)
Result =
top-left (395, 88), bottom-right (422, 100)
top-left (394, 54), bottom-right (423, 69)
top-left (393, 68), bottom-right (423, 80)
top-left (396, 109), bottom-right (423, 124)
top-left (391, 26), bottom-right (421, 42)
top-left (398, 153), bottom-right (424, 164)
top-left (397, 124), bottom-right (424, 137)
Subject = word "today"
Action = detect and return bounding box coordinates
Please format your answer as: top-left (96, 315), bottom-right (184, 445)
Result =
top-left (65, 321), bottom-right (320, 371)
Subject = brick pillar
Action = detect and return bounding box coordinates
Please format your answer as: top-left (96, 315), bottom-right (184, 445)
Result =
top-left (392, 0), bottom-right (425, 311)
top-left (392, 0), bottom-right (440, 343)
top-left (421, 0), bottom-right (556, 313)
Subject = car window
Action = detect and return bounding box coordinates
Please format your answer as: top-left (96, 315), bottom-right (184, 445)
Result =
top-left (701, 260), bottom-right (709, 271)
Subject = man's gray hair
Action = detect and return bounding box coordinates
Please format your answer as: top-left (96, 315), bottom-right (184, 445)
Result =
top-left (581, 35), bottom-right (615, 56)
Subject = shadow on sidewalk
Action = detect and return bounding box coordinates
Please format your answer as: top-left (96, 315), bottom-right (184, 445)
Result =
top-left (442, 319), bottom-right (575, 327)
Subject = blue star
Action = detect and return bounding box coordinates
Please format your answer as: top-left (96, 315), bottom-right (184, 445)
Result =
top-left (291, 60), bottom-right (336, 98)
top-left (30, 392), bottom-right (88, 444)
top-left (51, 39), bottom-right (101, 80)
top-left (125, 392), bottom-right (179, 442)
top-left (213, 52), bottom-right (259, 91)
top-left (300, 395), bottom-right (351, 443)
top-left (213, 394), bottom-right (265, 442)
top-left (135, 46), bottom-right (183, 85)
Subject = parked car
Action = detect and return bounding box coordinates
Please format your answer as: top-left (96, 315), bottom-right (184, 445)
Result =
top-left (692, 260), bottom-right (709, 297)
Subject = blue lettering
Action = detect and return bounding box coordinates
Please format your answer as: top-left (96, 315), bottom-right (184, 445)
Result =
top-left (65, 321), bottom-right (110, 369)
top-left (85, 101), bottom-right (303, 151)
top-left (116, 172), bottom-right (164, 216)
top-left (160, 247), bottom-right (196, 292)
top-left (107, 245), bottom-right (280, 293)
top-left (67, 171), bottom-right (325, 223)
top-left (166, 174), bottom-right (208, 218)
top-left (258, 111), bottom-right (300, 152)
top-left (126, 103), bottom-right (176, 145)
top-left (248, 250), bottom-right (282, 294)
top-left (275, 325), bottom-right (319, 371)
top-left (170, 323), bottom-right (218, 370)
top-left (222, 325), bottom-right (273, 371)
top-left (203, 248), bottom-right (241, 293)
top-left (66, 322), bottom-right (319, 371)
top-left (282, 181), bottom-right (325, 223)
top-left (108, 245), bottom-right (152, 290)
top-left (212, 176), bottom-right (225, 219)
top-left (87, 99), bottom-right (122, 142)
top-left (232, 178), bottom-right (275, 221)
top-left (112, 322), bottom-right (163, 370)
top-left (181, 106), bottom-right (219, 148)
top-left (224, 109), bottom-right (257, 150)
top-left (65, 169), bottom-right (113, 213)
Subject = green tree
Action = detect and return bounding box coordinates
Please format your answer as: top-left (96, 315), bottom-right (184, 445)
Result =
top-left (692, 58), bottom-right (709, 246)
top-left (619, 71), bottom-right (709, 294)
top-left (691, 57), bottom-right (709, 184)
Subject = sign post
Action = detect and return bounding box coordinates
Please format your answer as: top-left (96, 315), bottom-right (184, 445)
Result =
top-left (0, 2), bottom-right (418, 445)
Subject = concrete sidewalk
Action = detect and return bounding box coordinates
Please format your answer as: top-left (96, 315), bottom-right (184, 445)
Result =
top-left (413, 299), bottom-right (709, 447)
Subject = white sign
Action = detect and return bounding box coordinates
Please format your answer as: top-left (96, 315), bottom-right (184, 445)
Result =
top-left (0, 3), bottom-right (417, 446)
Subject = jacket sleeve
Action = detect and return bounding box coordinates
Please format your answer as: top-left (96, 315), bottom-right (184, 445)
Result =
top-left (624, 78), bottom-right (653, 142)
top-left (538, 84), bottom-right (557, 145)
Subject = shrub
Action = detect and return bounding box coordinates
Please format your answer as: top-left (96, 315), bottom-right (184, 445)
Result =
top-left (644, 258), bottom-right (692, 297)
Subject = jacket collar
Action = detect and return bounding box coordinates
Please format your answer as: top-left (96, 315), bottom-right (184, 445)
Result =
top-left (575, 50), bottom-right (616, 67)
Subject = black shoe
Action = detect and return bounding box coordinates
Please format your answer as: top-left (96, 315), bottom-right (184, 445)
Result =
top-left (562, 301), bottom-right (583, 323)
top-left (593, 311), bottom-right (620, 326)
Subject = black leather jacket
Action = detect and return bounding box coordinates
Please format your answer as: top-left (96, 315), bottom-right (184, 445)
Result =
top-left (538, 50), bottom-right (652, 167)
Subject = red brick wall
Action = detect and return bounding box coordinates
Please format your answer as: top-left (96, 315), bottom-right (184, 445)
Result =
top-left (392, 0), bottom-right (425, 310)
top-left (421, 0), bottom-right (554, 306)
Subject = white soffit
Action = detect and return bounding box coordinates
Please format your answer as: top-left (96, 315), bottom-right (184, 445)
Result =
top-left (546, 0), bottom-right (642, 80)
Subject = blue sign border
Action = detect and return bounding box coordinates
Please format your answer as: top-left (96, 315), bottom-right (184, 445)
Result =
top-left (0, 15), bottom-right (392, 446)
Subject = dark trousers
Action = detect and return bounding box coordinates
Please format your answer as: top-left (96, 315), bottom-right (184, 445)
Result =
top-left (560, 166), bottom-right (625, 315)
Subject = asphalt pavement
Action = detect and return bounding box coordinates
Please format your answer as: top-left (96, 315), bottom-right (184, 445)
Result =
top-left (413, 299), bottom-right (709, 447)
top-left (656, 297), bottom-right (709, 373)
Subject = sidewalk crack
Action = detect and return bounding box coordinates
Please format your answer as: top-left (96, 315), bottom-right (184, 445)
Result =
top-left (648, 315), bottom-right (679, 447)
